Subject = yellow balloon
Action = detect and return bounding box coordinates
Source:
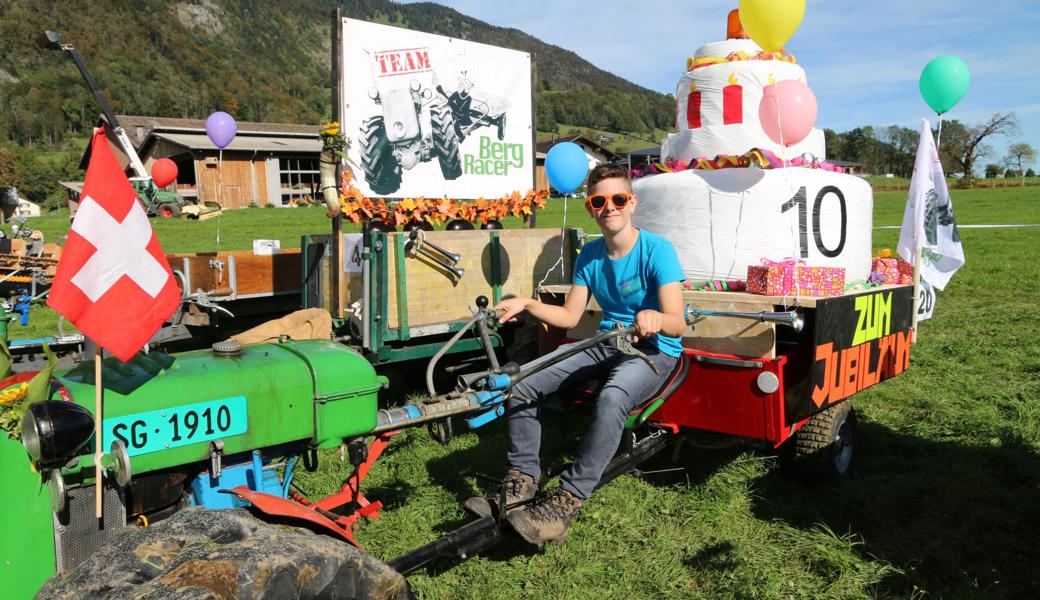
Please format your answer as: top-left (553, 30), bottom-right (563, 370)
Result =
top-left (738, 0), bottom-right (806, 53)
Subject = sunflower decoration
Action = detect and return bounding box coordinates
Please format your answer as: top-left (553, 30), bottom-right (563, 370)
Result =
top-left (0, 383), bottom-right (28, 406)
top-left (319, 121), bottom-right (349, 160)
top-left (0, 343), bottom-right (57, 441)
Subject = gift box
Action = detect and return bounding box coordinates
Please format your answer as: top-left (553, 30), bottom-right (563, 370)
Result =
top-left (747, 258), bottom-right (799, 296)
top-left (869, 257), bottom-right (913, 285)
top-left (796, 266), bottom-right (846, 297)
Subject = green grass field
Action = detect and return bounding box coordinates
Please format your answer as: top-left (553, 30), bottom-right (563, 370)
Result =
top-left (12, 186), bottom-right (1040, 598)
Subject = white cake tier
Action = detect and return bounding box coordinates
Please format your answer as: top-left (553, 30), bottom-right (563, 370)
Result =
top-left (668, 39), bottom-right (825, 161)
top-left (632, 168), bottom-right (872, 283)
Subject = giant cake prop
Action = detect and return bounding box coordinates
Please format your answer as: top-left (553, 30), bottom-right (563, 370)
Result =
top-left (634, 11), bottom-right (872, 284)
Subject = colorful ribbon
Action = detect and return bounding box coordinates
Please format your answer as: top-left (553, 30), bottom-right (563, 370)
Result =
top-left (686, 49), bottom-right (797, 71)
top-left (629, 148), bottom-right (846, 180)
top-left (761, 257), bottom-right (804, 270)
top-left (845, 280), bottom-right (880, 292)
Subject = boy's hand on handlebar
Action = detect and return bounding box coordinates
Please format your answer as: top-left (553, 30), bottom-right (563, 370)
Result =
top-left (494, 297), bottom-right (531, 324)
top-left (633, 310), bottom-right (664, 343)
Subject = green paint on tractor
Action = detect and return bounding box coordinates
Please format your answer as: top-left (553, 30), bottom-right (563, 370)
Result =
top-left (1, 338), bottom-right (385, 598)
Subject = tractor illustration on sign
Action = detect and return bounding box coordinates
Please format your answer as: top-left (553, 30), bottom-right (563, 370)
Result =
top-left (359, 48), bottom-right (463, 195)
top-left (435, 71), bottom-right (510, 143)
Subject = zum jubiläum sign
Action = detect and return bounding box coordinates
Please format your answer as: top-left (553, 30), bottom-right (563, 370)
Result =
top-left (807, 286), bottom-right (914, 412)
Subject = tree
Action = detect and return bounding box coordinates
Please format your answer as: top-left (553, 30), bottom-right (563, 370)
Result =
top-left (1003, 142), bottom-right (1037, 186)
top-left (984, 163), bottom-right (1001, 178)
top-left (939, 112), bottom-right (1019, 187)
top-left (0, 147), bottom-right (21, 188)
top-left (1027, 168), bottom-right (1036, 178)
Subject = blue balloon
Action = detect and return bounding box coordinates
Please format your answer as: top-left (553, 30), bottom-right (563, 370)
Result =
top-left (545, 142), bottom-right (589, 194)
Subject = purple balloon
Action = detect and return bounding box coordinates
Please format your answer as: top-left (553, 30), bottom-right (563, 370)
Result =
top-left (206, 111), bottom-right (237, 149)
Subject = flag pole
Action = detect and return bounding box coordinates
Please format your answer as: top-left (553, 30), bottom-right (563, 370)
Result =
top-left (94, 346), bottom-right (103, 518)
top-left (910, 247), bottom-right (923, 343)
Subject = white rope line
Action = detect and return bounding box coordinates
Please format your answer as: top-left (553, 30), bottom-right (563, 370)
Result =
top-left (535, 193), bottom-right (567, 294)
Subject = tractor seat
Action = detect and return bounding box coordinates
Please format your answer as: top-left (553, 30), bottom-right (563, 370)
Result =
top-left (559, 352), bottom-right (689, 430)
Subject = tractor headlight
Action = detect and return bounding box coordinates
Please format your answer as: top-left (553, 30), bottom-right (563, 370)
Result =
top-left (21, 401), bottom-right (95, 469)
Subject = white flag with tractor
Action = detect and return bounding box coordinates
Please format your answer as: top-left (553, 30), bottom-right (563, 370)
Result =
top-left (897, 118), bottom-right (965, 323)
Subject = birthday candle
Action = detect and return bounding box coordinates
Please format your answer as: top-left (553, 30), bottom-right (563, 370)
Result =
top-left (723, 72), bottom-right (742, 125)
top-left (686, 81), bottom-right (702, 129)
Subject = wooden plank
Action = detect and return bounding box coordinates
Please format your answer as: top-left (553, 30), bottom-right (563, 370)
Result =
top-left (383, 229), bottom-right (570, 328)
top-left (195, 154), bottom-right (257, 208)
top-left (680, 294), bottom-right (776, 358)
top-left (166, 248), bottom-right (301, 296)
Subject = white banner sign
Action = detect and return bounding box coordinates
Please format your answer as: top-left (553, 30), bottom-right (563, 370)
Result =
top-left (340, 18), bottom-right (533, 199)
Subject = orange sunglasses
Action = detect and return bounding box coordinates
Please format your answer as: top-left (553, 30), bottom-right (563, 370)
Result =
top-left (586, 192), bottom-right (633, 211)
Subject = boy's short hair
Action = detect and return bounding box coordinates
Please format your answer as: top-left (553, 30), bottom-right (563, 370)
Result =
top-left (586, 163), bottom-right (632, 192)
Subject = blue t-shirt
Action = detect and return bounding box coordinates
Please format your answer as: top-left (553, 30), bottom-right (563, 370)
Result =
top-left (572, 230), bottom-right (685, 357)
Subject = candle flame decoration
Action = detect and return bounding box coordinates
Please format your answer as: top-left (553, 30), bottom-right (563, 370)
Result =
top-left (768, 73), bottom-right (776, 86)
top-left (728, 72), bottom-right (737, 86)
top-left (689, 81), bottom-right (697, 92)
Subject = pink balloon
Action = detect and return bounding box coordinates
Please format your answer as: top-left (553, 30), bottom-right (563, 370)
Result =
top-left (151, 158), bottom-right (178, 188)
top-left (758, 80), bottom-right (818, 147)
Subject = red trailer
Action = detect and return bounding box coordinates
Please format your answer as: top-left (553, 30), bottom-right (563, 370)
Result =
top-left (539, 282), bottom-right (915, 478)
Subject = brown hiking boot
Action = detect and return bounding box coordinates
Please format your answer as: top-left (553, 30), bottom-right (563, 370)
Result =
top-left (506, 487), bottom-right (583, 545)
top-left (463, 467), bottom-right (538, 518)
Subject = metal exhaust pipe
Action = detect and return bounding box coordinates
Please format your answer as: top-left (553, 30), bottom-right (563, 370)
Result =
top-left (684, 307), bottom-right (804, 333)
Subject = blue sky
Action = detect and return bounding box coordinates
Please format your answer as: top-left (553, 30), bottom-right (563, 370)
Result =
top-left (404, 0), bottom-right (1039, 167)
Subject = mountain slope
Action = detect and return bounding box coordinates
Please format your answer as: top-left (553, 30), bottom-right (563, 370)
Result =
top-left (0, 0), bottom-right (673, 146)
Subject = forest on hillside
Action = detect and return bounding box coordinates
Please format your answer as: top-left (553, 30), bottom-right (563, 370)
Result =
top-left (0, 0), bottom-right (674, 147)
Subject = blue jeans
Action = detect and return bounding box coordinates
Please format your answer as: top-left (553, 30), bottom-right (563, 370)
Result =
top-left (506, 341), bottom-right (676, 499)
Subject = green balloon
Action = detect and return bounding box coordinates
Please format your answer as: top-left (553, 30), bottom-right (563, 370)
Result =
top-left (919, 55), bottom-right (971, 115)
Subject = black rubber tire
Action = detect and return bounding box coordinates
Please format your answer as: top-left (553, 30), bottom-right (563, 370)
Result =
top-left (37, 506), bottom-right (410, 600)
top-left (782, 402), bottom-right (857, 481)
top-left (158, 203), bottom-right (180, 219)
top-left (429, 100), bottom-right (463, 180)
top-left (360, 116), bottom-right (402, 195)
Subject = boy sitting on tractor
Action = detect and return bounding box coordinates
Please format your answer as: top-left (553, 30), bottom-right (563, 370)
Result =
top-left (469, 163), bottom-right (687, 545)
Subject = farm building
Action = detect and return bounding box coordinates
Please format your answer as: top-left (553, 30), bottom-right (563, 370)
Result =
top-left (620, 146), bottom-right (663, 167)
top-left (79, 115), bottom-right (322, 209)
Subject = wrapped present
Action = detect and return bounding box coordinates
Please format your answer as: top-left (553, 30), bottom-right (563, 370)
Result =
top-left (796, 266), bottom-right (846, 297)
top-left (869, 257), bottom-right (913, 285)
top-left (747, 258), bottom-right (800, 296)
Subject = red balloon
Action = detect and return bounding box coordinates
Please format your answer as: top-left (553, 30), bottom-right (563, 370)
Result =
top-left (151, 158), bottom-right (178, 188)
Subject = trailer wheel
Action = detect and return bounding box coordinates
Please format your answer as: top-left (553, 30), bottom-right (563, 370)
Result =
top-left (360, 116), bottom-right (402, 195)
top-left (783, 402), bottom-right (856, 481)
top-left (37, 506), bottom-right (410, 600)
top-left (429, 100), bottom-right (463, 180)
top-left (158, 203), bottom-right (180, 219)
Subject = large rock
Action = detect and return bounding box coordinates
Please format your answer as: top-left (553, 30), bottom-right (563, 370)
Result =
top-left (38, 507), bottom-right (409, 600)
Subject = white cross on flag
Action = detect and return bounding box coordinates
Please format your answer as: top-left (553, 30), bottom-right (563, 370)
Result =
top-left (47, 127), bottom-right (180, 362)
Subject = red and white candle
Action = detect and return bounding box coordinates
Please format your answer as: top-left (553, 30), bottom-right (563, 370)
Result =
top-left (723, 72), bottom-right (742, 125)
top-left (686, 82), bottom-right (702, 129)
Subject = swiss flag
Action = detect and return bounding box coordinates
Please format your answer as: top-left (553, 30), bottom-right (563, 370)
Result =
top-left (47, 127), bottom-right (180, 362)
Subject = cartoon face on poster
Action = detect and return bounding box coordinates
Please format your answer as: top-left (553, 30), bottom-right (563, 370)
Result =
top-left (340, 18), bottom-right (533, 199)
